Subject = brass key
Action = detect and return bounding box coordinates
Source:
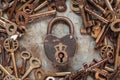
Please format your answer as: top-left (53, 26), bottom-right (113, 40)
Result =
top-left (4, 38), bottom-right (19, 78)
top-left (15, 10), bottom-right (56, 26)
top-left (21, 57), bottom-right (41, 79)
top-left (35, 68), bottom-right (71, 80)
top-left (19, 51), bottom-right (31, 75)
top-left (0, 17), bottom-right (17, 35)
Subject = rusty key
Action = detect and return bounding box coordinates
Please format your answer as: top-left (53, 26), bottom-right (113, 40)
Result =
top-left (35, 68), bottom-right (71, 80)
top-left (15, 10), bottom-right (56, 26)
top-left (21, 57), bottom-right (41, 79)
top-left (4, 38), bottom-right (19, 78)
top-left (19, 51), bottom-right (31, 75)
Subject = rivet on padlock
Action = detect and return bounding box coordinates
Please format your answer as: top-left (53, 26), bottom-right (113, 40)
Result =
top-left (44, 16), bottom-right (76, 66)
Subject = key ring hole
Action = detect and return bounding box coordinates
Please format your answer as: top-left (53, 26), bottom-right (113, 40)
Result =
top-left (21, 51), bottom-right (31, 59)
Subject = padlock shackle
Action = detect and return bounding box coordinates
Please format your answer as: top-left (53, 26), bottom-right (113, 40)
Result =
top-left (47, 16), bottom-right (74, 35)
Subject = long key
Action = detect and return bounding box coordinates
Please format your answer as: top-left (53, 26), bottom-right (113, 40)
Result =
top-left (3, 38), bottom-right (19, 78)
top-left (0, 17), bottom-right (17, 35)
top-left (35, 68), bottom-right (71, 80)
top-left (15, 10), bottom-right (56, 26)
top-left (19, 51), bottom-right (31, 75)
top-left (85, 6), bottom-right (109, 24)
top-left (21, 57), bottom-right (41, 79)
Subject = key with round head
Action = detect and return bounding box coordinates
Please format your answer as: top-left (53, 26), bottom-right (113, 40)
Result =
top-left (4, 38), bottom-right (19, 78)
top-left (19, 51), bottom-right (31, 75)
top-left (21, 57), bottom-right (41, 79)
top-left (34, 68), bottom-right (71, 80)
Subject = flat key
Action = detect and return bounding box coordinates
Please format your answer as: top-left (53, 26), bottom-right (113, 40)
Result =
top-left (19, 51), bottom-right (31, 75)
top-left (0, 17), bottom-right (17, 35)
top-left (15, 10), bottom-right (56, 26)
top-left (21, 57), bottom-right (41, 79)
top-left (4, 38), bottom-right (19, 78)
top-left (35, 68), bottom-right (71, 80)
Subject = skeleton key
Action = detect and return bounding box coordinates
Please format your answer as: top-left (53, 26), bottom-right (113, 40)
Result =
top-left (22, 0), bottom-right (39, 14)
top-left (3, 38), bottom-right (19, 78)
top-left (19, 51), bottom-right (31, 75)
top-left (35, 68), bottom-right (71, 80)
top-left (7, 0), bottom-right (19, 20)
top-left (21, 57), bottom-right (41, 79)
top-left (0, 17), bottom-right (17, 35)
top-left (15, 10), bottom-right (56, 26)
top-left (84, 6), bottom-right (109, 24)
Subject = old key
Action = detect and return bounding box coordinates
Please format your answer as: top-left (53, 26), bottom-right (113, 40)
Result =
top-left (19, 51), bottom-right (31, 75)
top-left (21, 57), bottom-right (41, 79)
top-left (35, 68), bottom-right (71, 80)
top-left (4, 38), bottom-right (19, 78)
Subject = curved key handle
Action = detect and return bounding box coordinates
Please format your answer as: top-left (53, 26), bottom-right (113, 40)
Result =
top-left (34, 68), bottom-right (46, 80)
top-left (30, 57), bottom-right (41, 68)
top-left (4, 38), bottom-right (19, 52)
top-left (111, 19), bottom-right (120, 32)
top-left (21, 51), bottom-right (31, 60)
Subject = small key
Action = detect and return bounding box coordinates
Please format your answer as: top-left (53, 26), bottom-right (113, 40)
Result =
top-left (0, 17), bottom-right (17, 35)
top-left (19, 51), bottom-right (31, 75)
top-left (35, 68), bottom-right (71, 80)
top-left (21, 57), bottom-right (41, 79)
top-left (4, 38), bottom-right (19, 78)
top-left (15, 10), bottom-right (56, 26)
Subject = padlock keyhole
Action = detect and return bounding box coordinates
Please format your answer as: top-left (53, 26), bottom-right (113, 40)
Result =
top-left (58, 52), bottom-right (64, 63)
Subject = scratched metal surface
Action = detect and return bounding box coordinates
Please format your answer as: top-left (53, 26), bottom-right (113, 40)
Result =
top-left (18, 0), bottom-right (101, 80)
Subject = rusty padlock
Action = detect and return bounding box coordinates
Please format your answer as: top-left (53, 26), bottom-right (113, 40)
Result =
top-left (44, 16), bottom-right (76, 66)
